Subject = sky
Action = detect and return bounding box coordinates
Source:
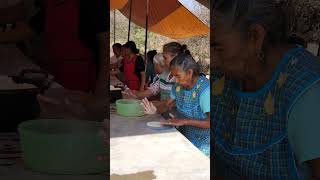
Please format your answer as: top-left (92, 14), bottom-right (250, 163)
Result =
top-left (179, 0), bottom-right (198, 11)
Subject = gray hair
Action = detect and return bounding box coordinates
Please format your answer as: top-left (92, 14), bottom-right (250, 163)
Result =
top-left (213, 0), bottom-right (288, 44)
top-left (170, 53), bottom-right (201, 77)
top-left (153, 53), bottom-right (165, 66)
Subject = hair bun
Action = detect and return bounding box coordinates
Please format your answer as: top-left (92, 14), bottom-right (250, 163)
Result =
top-left (182, 44), bottom-right (188, 51)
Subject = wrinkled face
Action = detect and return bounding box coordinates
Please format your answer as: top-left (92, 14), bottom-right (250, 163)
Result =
top-left (170, 66), bottom-right (193, 88)
top-left (113, 47), bottom-right (121, 57)
top-left (162, 52), bottom-right (176, 67)
top-left (154, 63), bottom-right (165, 75)
top-left (212, 13), bottom-right (257, 79)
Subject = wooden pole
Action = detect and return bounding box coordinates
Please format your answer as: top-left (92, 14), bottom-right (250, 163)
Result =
top-left (144, 0), bottom-right (149, 72)
top-left (114, 10), bottom-right (116, 44)
top-left (128, 0), bottom-right (133, 41)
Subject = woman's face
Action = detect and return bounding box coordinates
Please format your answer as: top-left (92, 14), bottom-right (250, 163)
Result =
top-left (212, 15), bottom-right (257, 79)
top-left (154, 63), bottom-right (165, 75)
top-left (121, 48), bottom-right (126, 57)
top-left (113, 47), bottom-right (121, 57)
top-left (163, 52), bottom-right (175, 67)
top-left (123, 47), bottom-right (131, 56)
top-left (170, 66), bottom-right (193, 88)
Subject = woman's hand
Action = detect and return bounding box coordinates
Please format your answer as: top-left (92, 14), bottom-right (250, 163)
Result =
top-left (141, 98), bottom-right (157, 114)
top-left (165, 99), bottom-right (176, 110)
top-left (161, 119), bottom-right (185, 126)
top-left (37, 88), bottom-right (97, 120)
top-left (121, 89), bottom-right (138, 99)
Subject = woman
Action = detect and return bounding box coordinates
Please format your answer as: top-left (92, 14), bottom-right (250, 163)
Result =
top-left (27, 0), bottom-right (108, 94)
top-left (122, 53), bottom-right (166, 100)
top-left (120, 41), bottom-right (145, 91)
top-left (211, 0), bottom-right (320, 179)
top-left (145, 50), bottom-right (157, 85)
top-left (110, 43), bottom-right (123, 86)
top-left (142, 53), bottom-right (210, 156)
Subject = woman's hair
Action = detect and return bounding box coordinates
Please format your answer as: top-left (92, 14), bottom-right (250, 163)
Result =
top-left (181, 44), bottom-right (191, 55)
top-left (147, 50), bottom-right (157, 63)
top-left (112, 43), bottom-right (122, 49)
top-left (163, 42), bottom-right (183, 55)
top-left (213, 0), bottom-right (288, 45)
top-left (123, 41), bottom-right (140, 54)
top-left (163, 42), bottom-right (192, 57)
top-left (170, 53), bottom-right (201, 77)
top-left (287, 34), bottom-right (306, 47)
top-left (153, 53), bottom-right (165, 66)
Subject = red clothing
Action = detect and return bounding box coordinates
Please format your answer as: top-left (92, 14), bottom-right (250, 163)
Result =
top-left (123, 55), bottom-right (140, 90)
top-left (44, 0), bottom-right (96, 92)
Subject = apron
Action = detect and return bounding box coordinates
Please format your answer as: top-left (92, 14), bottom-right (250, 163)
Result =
top-left (212, 47), bottom-right (320, 179)
top-left (123, 55), bottom-right (140, 90)
top-left (44, 0), bottom-right (96, 92)
top-left (172, 75), bottom-right (210, 156)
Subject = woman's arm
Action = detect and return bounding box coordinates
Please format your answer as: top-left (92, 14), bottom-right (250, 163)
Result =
top-left (135, 89), bottom-right (153, 99)
top-left (139, 71), bottom-right (146, 91)
top-left (165, 112), bottom-right (210, 129)
top-left (155, 99), bottom-right (175, 113)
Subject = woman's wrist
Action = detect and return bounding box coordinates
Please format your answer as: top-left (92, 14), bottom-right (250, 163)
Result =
top-left (181, 119), bottom-right (188, 126)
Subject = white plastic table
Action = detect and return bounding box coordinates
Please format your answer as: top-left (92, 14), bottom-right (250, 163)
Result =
top-left (110, 112), bottom-right (210, 180)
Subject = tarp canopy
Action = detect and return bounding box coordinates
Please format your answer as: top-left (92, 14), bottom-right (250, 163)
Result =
top-left (110, 0), bottom-right (209, 39)
top-left (110, 0), bottom-right (128, 10)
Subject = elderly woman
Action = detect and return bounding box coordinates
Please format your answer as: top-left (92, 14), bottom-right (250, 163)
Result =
top-left (211, 0), bottom-right (320, 179)
top-left (142, 53), bottom-right (210, 156)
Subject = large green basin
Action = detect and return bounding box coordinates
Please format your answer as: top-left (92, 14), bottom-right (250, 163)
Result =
top-left (116, 99), bottom-right (144, 117)
top-left (18, 119), bottom-right (106, 175)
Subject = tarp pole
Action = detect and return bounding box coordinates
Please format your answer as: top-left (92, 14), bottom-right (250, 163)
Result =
top-left (128, 0), bottom-right (133, 41)
top-left (114, 10), bottom-right (116, 44)
top-left (144, 0), bottom-right (149, 72)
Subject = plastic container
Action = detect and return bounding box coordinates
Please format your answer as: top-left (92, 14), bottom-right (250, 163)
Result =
top-left (18, 119), bottom-right (106, 175)
top-left (116, 99), bottom-right (144, 117)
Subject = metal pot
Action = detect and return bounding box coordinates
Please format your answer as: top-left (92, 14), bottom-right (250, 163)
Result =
top-left (0, 69), bottom-right (52, 132)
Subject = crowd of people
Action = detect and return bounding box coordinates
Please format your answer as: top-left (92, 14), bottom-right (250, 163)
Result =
top-left (110, 41), bottom-right (211, 157)
top-left (4, 0), bottom-right (320, 178)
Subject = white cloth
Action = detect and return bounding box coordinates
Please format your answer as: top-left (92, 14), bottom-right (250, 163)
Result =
top-left (110, 55), bottom-right (123, 65)
top-left (148, 75), bottom-right (160, 95)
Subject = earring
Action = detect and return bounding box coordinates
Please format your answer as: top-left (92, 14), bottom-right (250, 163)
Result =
top-left (257, 50), bottom-right (266, 64)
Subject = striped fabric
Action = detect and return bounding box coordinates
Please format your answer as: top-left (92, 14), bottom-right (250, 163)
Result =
top-left (212, 47), bottom-right (320, 179)
top-left (159, 70), bottom-right (175, 100)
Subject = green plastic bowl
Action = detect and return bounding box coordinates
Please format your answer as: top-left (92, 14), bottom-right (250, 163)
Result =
top-left (116, 99), bottom-right (144, 117)
top-left (18, 119), bottom-right (106, 175)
